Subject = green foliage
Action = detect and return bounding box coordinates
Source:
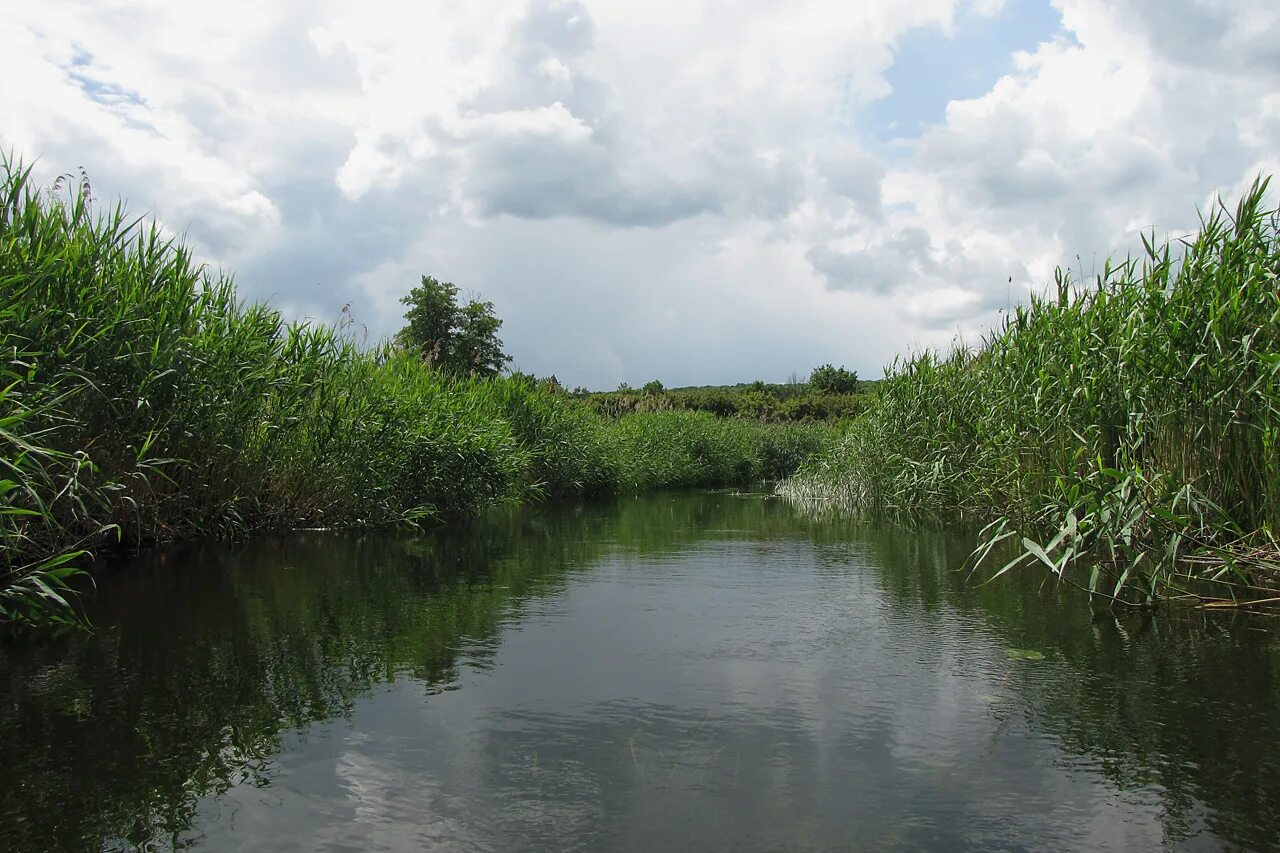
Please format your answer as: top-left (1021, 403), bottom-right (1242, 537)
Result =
top-left (394, 275), bottom-right (511, 377)
top-left (0, 158), bottom-right (544, 626)
top-left (613, 411), bottom-right (753, 488)
top-left (471, 373), bottom-right (621, 498)
top-left (751, 421), bottom-right (839, 481)
top-left (641, 379), bottom-right (665, 396)
top-left (782, 177), bottom-right (1280, 605)
top-left (809, 363), bottom-right (859, 394)
top-left (0, 156), bottom-right (838, 627)
top-left (611, 411), bottom-right (835, 489)
top-left (586, 384), bottom-right (865, 422)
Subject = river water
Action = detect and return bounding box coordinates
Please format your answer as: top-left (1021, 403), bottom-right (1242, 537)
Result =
top-left (2, 491), bottom-right (1279, 851)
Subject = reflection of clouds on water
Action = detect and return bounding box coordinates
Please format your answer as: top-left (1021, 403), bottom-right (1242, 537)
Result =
top-left (194, 534), bottom-right (1217, 850)
top-left (5, 493), bottom-right (1274, 850)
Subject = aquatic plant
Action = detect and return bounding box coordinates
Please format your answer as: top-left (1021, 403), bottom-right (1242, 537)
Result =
top-left (0, 156), bottom-right (541, 623)
top-left (782, 177), bottom-right (1280, 606)
top-left (0, 156), bottom-right (835, 627)
top-left (610, 411), bottom-right (836, 490)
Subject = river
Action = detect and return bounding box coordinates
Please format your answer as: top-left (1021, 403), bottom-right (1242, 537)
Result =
top-left (2, 491), bottom-right (1278, 851)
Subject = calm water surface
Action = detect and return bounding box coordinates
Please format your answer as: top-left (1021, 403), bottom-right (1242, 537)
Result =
top-left (3, 492), bottom-right (1279, 851)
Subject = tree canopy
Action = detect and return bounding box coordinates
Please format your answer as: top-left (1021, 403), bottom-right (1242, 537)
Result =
top-left (809, 364), bottom-right (859, 395)
top-left (395, 275), bottom-right (511, 377)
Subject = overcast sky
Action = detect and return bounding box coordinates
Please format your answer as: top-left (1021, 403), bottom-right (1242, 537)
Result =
top-left (4, 0), bottom-right (1277, 388)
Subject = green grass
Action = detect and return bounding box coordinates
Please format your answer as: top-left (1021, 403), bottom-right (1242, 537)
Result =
top-left (0, 157), bottom-right (835, 628)
top-left (782, 177), bottom-right (1280, 606)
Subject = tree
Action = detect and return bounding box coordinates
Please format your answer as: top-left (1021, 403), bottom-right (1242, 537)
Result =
top-left (809, 363), bottom-right (859, 394)
top-left (641, 379), bottom-right (665, 396)
top-left (453, 298), bottom-right (509, 377)
top-left (395, 275), bottom-right (511, 377)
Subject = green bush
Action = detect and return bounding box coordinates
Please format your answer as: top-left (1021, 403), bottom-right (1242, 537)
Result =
top-left (808, 364), bottom-right (859, 395)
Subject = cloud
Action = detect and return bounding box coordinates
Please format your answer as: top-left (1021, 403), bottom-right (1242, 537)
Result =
top-left (807, 228), bottom-right (936, 294)
top-left (457, 102), bottom-right (723, 225)
top-left (3, 0), bottom-right (1277, 387)
top-left (318, 0), bottom-right (831, 227)
top-left (806, 226), bottom-right (1029, 330)
top-left (810, 0), bottom-right (1280, 328)
top-left (814, 144), bottom-right (885, 222)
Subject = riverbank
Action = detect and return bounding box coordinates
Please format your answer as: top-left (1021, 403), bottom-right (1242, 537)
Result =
top-left (782, 177), bottom-right (1280, 606)
top-left (0, 161), bottom-right (834, 628)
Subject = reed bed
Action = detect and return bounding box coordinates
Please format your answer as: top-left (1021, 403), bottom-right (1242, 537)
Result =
top-left (782, 178), bottom-right (1280, 606)
top-left (0, 158), bottom-right (833, 628)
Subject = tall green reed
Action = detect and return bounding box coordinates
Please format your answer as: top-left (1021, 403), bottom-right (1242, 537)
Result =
top-left (782, 177), bottom-right (1280, 606)
top-left (1, 156), bottom-right (835, 628)
top-left (0, 158), bottom-right (525, 625)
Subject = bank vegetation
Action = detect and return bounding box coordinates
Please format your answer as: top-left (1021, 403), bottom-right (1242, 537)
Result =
top-left (782, 178), bottom-right (1280, 607)
top-left (0, 160), bottom-right (831, 628)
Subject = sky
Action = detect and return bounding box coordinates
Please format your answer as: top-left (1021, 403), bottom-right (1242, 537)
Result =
top-left (3, 0), bottom-right (1278, 389)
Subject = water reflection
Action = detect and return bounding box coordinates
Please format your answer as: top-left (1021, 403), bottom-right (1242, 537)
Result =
top-left (1, 492), bottom-right (1277, 851)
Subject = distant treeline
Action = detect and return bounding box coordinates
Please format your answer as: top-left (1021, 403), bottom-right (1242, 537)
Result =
top-left (582, 387), bottom-right (867, 422)
top-left (578, 373), bottom-right (874, 423)
top-left (0, 159), bottom-right (835, 629)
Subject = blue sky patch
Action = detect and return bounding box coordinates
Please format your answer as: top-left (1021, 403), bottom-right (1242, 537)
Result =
top-left (70, 69), bottom-right (146, 110)
top-left (66, 54), bottom-right (157, 135)
top-left (868, 0), bottom-right (1063, 141)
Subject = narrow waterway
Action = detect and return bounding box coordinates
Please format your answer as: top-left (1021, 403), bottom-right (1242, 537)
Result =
top-left (2, 491), bottom-right (1278, 851)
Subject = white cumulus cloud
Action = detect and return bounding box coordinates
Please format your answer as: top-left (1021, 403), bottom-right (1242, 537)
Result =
top-left (3, 0), bottom-right (1276, 387)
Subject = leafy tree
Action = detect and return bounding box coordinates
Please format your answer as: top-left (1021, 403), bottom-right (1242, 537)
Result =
top-left (395, 275), bottom-right (511, 377)
top-left (453, 298), bottom-right (509, 377)
top-left (809, 363), bottom-right (859, 395)
top-left (642, 379), bottom-right (665, 396)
